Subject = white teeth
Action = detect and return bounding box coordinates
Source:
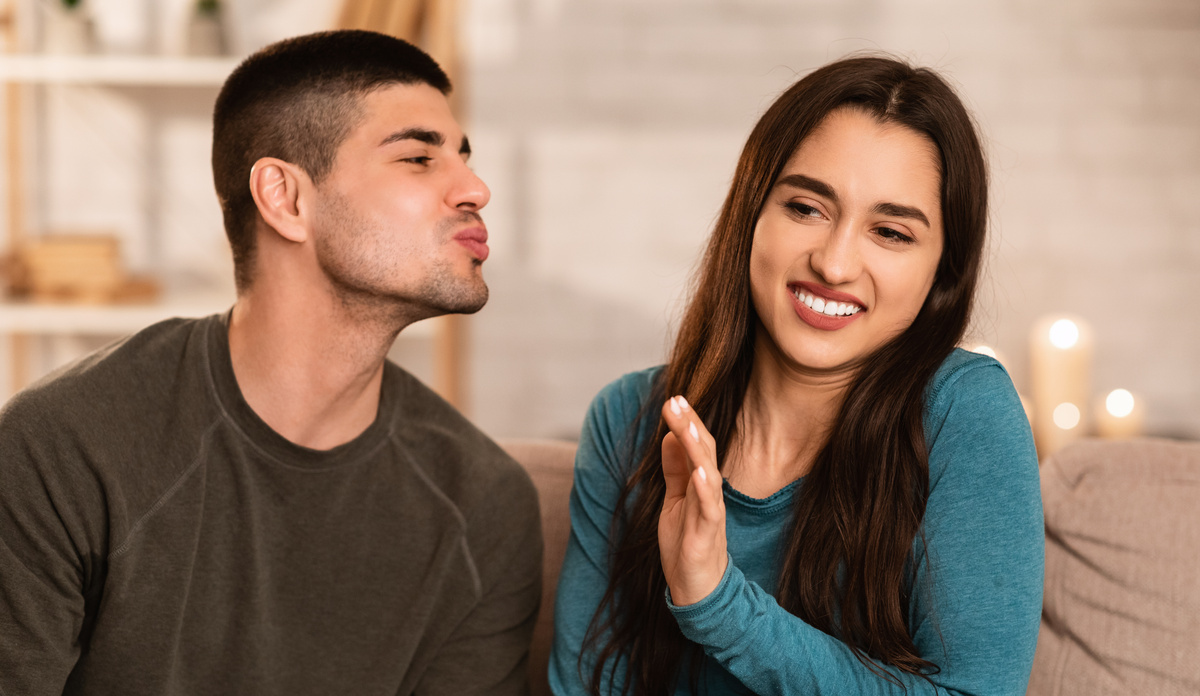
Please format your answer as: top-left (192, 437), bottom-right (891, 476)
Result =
top-left (792, 288), bottom-right (862, 317)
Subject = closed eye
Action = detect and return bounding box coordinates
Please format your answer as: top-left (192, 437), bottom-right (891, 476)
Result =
top-left (401, 156), bottom-right (432, 165)
top-left (785, 202), bottom-right (824, 220)
top-left (875, 226), bottom-right (915, 244)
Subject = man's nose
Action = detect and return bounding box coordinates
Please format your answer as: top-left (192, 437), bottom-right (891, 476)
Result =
top-left (449, 160), bottom-right (490, 211)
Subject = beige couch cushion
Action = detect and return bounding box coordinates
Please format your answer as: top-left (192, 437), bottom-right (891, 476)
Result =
top-left (1028, 438), bottom-right (1200, 696)
top-left (501, 438), bottom-right (578, 696)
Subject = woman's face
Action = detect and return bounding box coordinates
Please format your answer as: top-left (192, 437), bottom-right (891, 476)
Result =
top-left (749, 107), bottom-right (944, 374)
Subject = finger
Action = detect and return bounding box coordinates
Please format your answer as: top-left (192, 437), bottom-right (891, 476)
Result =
top-left (662, 396), bottom-right (720, 489)
top-left (660, 432), bottom-right (691, 500)
top-left (689, 464), bottom-right (724, 526)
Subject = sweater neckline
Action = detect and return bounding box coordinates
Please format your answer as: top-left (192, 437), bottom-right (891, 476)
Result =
top-left (721, 477), bottom-right (803, 513)
top-left (202, 312), bottom-right (395, 470)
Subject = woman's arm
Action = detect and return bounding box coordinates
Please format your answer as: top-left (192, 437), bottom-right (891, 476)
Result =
top-left (548, 370), bottom-right (657, 696)
top-left (661, 359), bottom-right (1044, 695)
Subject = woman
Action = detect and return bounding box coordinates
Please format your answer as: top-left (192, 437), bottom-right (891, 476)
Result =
top-left (549, 56), bottom-right (1043, 695)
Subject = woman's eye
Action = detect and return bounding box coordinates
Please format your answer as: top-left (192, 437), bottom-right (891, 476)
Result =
top-left (785, 202), bottom-right (822, 219)
top-left (876, 226), bottom-right (915, 243)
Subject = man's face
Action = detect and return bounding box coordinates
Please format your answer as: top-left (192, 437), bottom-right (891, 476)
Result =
top-left (310, 83), bottom-right (491, 317)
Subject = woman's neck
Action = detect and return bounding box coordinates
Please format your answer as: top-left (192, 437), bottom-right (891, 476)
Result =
top-left (723, 333), bottom-right (855, 498)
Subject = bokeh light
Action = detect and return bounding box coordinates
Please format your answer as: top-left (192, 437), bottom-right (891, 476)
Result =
top-left (1053, 402), bottom-right (1081, 430)
top-left (1048, 320), bottom-right (1080, 350)
top-left (1106, 389), bottom-right (1135, 418)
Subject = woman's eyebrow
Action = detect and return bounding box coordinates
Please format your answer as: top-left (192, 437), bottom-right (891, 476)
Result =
top-left (776, 173), bottom-right (837, 202)
top-left (778, 173), bottom-right (931, 228)
top-left (873, 202), bottom-right (930, 227)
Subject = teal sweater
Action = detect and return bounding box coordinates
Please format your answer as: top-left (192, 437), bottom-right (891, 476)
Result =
top-left (549, 349), bottom-right (1043, 695)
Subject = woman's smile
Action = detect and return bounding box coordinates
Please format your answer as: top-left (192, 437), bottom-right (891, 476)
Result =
top-left (789, 281), bottom-right (865, 330)
top-left (749, 107), bottom-right (944, 372)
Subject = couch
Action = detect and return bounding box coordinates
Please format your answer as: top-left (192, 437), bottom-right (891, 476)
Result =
top-left (505, 437), bottom-right (1200, 696)
top-left (501, 438), bottom-right (578, 696)
top-left (1026, 437), bottom-right (1200, 695)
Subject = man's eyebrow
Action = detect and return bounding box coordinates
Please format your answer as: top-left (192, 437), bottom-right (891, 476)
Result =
top-left (378, 128), bottom-right (444, 148)
top-left (777, 173), bottom-right (931, 227)
top-left (872, 202), bottom-right (930, 227)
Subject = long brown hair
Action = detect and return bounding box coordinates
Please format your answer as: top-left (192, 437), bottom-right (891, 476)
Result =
top-left (583, 56), bottom-right (989, 694)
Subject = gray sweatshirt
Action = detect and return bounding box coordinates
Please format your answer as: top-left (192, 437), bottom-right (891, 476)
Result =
top-left (0, 314), bottom-right (542, 695)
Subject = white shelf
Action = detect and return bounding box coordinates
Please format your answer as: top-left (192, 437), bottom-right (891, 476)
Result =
top-left (0, 291), bottom-right (236, 334)
top-left (0, 293), bottom-right (441, 338)
top-left (0, 54), bottom-right (240, 86)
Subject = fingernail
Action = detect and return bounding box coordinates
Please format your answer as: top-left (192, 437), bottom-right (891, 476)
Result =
top-left (669, 397), bottom-right (681, 416)
top-left (697, 466), bottom-right (707, 482)
top-left (689, 422), bottom-right (699, 442)
top-left (678, 396), bottom-right (690, 411)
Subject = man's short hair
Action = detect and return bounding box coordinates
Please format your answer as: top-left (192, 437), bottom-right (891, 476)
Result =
top-left (212, 30), bottom-right (451, 290)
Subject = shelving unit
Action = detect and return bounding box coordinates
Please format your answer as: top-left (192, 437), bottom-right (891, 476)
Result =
top-left (0, 50), bottom-right (240, 393)
top-left (0, 47), bottom-right (448, 399)
top-left (0, 54), bottom-right (239, 85)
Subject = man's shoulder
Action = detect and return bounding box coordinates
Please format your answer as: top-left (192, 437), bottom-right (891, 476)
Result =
top-left (382, 362), bottom-right (535, 514)
top-left (0, 315), bottom-right (219, 484)
top-left (0, 315), bottom-right (221, 553)
top-left (2, 316), bottom-right (211, 429)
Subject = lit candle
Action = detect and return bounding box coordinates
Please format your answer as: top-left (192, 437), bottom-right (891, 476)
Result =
top-left (1094, 389), bottom-right (1145, 439)
top-left (1029, 316), bottom-right (1093, 458)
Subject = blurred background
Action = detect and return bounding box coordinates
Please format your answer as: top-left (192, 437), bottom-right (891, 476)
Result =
top-left (0, 0), bottom-right (1196, 449)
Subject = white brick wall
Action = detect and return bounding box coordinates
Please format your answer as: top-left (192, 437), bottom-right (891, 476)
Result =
top-left (3, 0), bottom-right (1195, 440)
top-left (464, 0), bottom-right (1200, 439)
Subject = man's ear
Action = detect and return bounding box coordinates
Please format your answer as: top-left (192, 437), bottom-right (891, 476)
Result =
top-left (249, 157), bottom-right (311, 244)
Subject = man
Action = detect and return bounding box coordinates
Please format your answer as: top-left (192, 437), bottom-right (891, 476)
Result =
top-left (0, 30), bottom-right (541, 695)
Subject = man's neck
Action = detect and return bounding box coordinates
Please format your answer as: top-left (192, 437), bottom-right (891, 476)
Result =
top-left (226, 282), bottom-right (413, 451)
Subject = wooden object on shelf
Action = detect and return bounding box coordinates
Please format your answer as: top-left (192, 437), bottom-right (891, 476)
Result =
top-left (11, 234), bottom-right (161, 305)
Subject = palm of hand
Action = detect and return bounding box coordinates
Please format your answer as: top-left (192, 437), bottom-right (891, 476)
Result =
top-left (657, 399), bottom-right (728, 606)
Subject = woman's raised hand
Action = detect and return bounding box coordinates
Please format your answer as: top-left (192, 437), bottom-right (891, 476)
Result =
top-left (658, 396), bottom-right (728, 606)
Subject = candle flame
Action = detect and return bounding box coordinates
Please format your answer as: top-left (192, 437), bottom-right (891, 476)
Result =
top-left (1106, 389), bottom-right (1135, 418)
top-left (1053, 402), bottom-right (1081, 430)
top-left (1049, 320), bottom-right (1079, 349)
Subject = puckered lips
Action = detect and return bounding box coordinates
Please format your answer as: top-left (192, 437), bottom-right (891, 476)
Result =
top-left (788, 281), bottom-right (866, 331)
top-left (453, 226), bottom-right (489, 262)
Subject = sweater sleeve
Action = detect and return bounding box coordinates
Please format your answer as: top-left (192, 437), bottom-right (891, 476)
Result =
top-left (548, 371), bottom-right (656, 696)
top-left (667, 359), bottom-right (1044, 695)
top-left (0, 393), bottom-right (98, 696)
top-left (414, 455), bottom-right (544, 696)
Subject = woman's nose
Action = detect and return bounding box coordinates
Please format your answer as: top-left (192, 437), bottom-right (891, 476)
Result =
top-left (809, 225), bottom-right (862, 286)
